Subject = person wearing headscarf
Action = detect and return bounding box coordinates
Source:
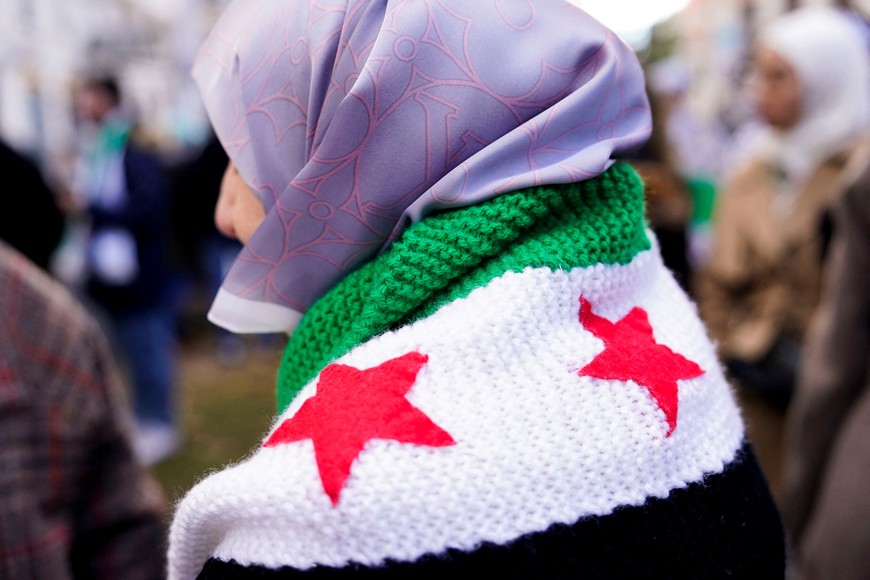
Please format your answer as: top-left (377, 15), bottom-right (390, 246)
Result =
top-left (168, 1), bottom-right (785, 577)
top-left (698, 7), bottom-right (870, 410)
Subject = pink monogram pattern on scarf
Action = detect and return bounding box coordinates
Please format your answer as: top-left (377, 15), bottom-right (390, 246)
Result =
top-left (194, 0), bottom-right (651, 333)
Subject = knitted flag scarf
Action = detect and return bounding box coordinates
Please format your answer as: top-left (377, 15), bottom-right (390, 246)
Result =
top-left (168, 165), bottom-right (785, 578)
top-left (192, 0), bottom-right (651, 334)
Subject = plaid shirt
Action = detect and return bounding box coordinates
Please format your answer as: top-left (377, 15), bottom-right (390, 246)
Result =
top-left (0, 241), bottom-right (166, 579)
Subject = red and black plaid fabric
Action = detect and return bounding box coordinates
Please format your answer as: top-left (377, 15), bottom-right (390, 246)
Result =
top-left (0, 241), bottom-right (167, 579)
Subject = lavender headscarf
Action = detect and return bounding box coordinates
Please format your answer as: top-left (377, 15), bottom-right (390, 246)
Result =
top-left (194, 0), bottom-right (651, 334)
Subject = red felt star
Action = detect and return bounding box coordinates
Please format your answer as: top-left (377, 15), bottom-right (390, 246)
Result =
top-left (577, 297), bottom-right (704, 436)
top-left (264, 352), bottom-right (455, 505)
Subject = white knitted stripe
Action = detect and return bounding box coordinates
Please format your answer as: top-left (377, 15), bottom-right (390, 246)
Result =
top-left (168, 249), bottom-right (744, 578)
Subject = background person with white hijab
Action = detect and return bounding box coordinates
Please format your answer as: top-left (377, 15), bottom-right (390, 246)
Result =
top-left (698, 6), bottom-right (870, 411)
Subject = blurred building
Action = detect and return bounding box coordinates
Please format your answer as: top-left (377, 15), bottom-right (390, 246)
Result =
top-left (0, 0), bottom-right (229, 180)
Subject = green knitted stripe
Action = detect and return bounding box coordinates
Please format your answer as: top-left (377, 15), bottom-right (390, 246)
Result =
top-left (277, 162), bottom-right (650, 411)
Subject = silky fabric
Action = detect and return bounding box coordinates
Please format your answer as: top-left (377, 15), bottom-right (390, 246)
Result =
top-left (194, 0), bottom-right (651, 333)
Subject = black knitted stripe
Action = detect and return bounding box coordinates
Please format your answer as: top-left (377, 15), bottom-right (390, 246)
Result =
top-left (197, 443), bottom-right (784, 580)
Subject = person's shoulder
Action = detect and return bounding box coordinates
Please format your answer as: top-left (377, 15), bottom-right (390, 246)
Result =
top-left (125, 125), bottom-right (163, 156)
top-left (838, 134), bottom-right (870, 192)
top-left (840, 152), bottom-right (870, 226)
top-left (722, 157), bottom-right (771, 193)
top-left (0, 241), bottom-right (96, 346)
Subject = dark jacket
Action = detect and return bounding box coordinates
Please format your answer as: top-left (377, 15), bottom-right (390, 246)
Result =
top-left (87, 144), bottom-right (172, 312)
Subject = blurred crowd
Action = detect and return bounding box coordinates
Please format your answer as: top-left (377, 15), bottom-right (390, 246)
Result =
top-left (4, 77), bottom-right (243, 461)
top-left (1, 2), bottom-right (869, 579)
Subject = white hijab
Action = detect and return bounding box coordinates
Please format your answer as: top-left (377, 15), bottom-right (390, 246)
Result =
top-left (754, 7), bottom-right (869, 187)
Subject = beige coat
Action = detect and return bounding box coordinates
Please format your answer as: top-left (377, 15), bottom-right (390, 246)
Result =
top-left (698, 148), bottom-right (858, 361)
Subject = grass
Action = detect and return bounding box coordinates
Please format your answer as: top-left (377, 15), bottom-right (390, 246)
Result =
top-left (152, 338), bottom-right (284, 503)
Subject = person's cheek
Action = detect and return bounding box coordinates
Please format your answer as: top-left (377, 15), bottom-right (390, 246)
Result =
top-left (234, 191), bottom-right (266, 245)
top-left (215, 182), bottom-right (239, 240)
